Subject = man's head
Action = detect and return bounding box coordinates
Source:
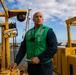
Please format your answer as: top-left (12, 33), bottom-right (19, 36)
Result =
top-left (33, 12), bottom-right (44, 26)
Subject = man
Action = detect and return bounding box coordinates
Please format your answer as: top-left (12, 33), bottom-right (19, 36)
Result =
top-left (10, 12), bottom-right (58, 75)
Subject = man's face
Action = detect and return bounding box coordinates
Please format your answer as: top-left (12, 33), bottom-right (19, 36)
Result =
top-left (33, 12), bottom-right (44, 25)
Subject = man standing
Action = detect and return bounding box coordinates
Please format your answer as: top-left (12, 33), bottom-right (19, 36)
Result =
top-left (10, 12), bottom-right (58, 75)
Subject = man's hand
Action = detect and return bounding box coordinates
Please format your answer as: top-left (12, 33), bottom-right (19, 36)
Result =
top-left (9, 63), bottom-right (17, 71)
top-left (31, 57), bottom-right (40, 64)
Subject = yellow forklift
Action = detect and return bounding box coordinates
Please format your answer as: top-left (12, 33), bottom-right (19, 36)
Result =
top-left (53, 16), bottom-right (76, 75)
top-left (0, 0), bottom-right (28, 75)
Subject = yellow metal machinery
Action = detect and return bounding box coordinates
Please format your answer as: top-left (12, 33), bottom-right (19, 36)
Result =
top-left (0, 0), bottom-right (28, 75)
top-left (53, 16), bottom-right (76, 75)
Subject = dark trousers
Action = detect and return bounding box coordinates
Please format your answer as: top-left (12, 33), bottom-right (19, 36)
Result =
top-left (27, 61), bottom-right (53, 75)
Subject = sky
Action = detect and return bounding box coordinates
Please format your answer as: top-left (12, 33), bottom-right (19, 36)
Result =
top-left (0, 0), bottom-right (76, 43)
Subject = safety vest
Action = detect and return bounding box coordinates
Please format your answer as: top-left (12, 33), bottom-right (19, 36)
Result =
top-left (25, 25), bottom-right (52, 63)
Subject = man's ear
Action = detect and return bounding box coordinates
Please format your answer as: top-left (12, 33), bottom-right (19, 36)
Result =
top-left (42, 18), bottom-right (44, 22)
top-left (33, 18), bottom-right (34, 22)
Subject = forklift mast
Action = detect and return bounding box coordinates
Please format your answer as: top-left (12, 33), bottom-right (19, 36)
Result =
top-left (0, 0), bottom-right (27, 74)
top-left (66, 17), bottom-right (76, 47)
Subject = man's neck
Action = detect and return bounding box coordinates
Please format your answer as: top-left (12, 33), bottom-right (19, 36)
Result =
top-left (34, 24), bottom-right (42, 31)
